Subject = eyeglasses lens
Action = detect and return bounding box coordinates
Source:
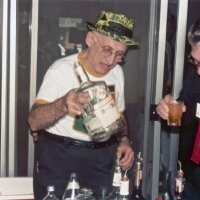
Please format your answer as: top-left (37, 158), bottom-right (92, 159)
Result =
top-left (93, 33), bottom-right (124, 62)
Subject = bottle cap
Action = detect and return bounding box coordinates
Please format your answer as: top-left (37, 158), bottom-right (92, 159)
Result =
top-left (47, 185), bottom-right (55, 192)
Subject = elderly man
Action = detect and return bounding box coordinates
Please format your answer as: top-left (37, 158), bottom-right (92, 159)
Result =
top-left (28, 11), bottom-right (138, 199)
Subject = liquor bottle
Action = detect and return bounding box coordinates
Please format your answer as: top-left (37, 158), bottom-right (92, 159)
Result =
top-left (62, 172), bottom-right (80, 200)
top-left (157, 170), bottom-right (173, 200)
top-left (131, 152), bottom-right (146, 200)
top-left (118, 170), bottom-right (130, 200)
top-left (74, 62), bottom-right (124, 141)
top-left (106, 157), bottom-right (122, 200)
top-left (42, 185), bottom-right (59, 200)
top-left (75, 187), bottom-right (96, 200)
top-left (175, 161), bottom-right (186, 200)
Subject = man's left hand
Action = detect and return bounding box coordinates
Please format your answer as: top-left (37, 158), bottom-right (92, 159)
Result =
top-left (116, 141), bottom-right (134, 170)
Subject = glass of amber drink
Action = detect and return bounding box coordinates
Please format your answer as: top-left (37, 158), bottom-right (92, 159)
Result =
top-left (167, 98), bottom-right (184, 126)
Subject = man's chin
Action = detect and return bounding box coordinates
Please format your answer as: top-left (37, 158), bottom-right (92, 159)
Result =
top-left (97, 68), bottom-right (109, 75)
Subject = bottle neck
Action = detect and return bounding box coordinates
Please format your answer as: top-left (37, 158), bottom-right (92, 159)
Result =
top-left (48, 191), bottom-right (55, 197)
top-left (74, 62), bottom-right (90, 84)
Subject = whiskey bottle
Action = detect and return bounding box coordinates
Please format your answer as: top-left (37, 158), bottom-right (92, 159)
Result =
top-left (106, 157), bottom-right (122, 200)
top-left (74, 62), bottom-right (124, 141)
top-left (62, 172), bottom-right (80, 200)
top-left (131, 152), bottom-right (146, 200)
top-left (175, 161), bottom-right (186, 200)
top-left (118, 170), bottom-right (130, 200)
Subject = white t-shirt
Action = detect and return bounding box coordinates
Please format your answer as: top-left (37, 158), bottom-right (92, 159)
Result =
top-left (36, 53), bottom-right (125, 141)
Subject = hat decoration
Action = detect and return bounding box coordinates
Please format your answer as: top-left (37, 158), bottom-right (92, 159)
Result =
top-left (87, 11), bottom-right (138, 46)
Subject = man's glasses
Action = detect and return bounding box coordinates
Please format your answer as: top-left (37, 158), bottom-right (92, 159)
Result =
top-left (92, 33), bottom-right (125, 62)
top-left (188, 54), bottom-right (200, 68)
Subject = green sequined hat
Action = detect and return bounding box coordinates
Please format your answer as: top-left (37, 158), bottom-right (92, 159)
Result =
top-left (87, 11), bottom-right (138, 46)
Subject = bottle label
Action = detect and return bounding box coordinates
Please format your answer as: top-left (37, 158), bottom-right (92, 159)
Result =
top-left (176, 178), bottom-right (184, 193)
top-left (134, 170), bottom-right (142, 186)
top-left (84, 115), bottom-right (103, 132)
top-left (75, 64), bottom-right (89, 83)
top-left (119, 180), bottom-right (129, 195)
top-left (113, 172), bottom-right (121, 187)
top-left (94, 95), bottom-right (121, 128)
top-left (67, 181), bottom-right (80, 190)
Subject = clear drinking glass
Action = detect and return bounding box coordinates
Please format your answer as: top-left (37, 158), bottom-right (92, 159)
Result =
top-left (167, 97), bottom-right (184, 126)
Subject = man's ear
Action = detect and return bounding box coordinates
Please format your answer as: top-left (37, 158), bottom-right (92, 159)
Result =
top-left (85, 32), bottom-right (95, 47)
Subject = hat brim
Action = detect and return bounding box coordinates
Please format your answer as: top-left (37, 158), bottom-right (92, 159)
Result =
top-left (87, 22), bottom-right (139, 46)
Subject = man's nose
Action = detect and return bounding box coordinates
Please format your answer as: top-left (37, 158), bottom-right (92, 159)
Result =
top-left (105, 54), bottom-right (116, 65)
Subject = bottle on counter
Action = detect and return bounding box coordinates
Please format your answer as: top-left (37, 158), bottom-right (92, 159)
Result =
top-left (75, 187), bottom-right (96, 200)
top-left (62, 172), bottom-right (80, 200)
top-left (175, 161), bottom-right (186, 200)
top-left (118, 170), bottom-right (130, 200)
top-left (157, 170), bottom-right (173, 200)
top-left (42, 185), bottom-right (59, 200)
top-left (74, 61), bottom-right (124, 142)
top-left (131, 152), bottom-right (146, 200)
top-left (106, 157), bottom-right (122, 200)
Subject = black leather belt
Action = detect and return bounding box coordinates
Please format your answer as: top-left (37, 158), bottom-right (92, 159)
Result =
top-left (42, 130), bottom-right (118, 149)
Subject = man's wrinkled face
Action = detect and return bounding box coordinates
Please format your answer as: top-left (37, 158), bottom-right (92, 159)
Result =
top-left (86, 32), bottom-right (128, 75)
top-left (189, 45), bottom-right (200, 75)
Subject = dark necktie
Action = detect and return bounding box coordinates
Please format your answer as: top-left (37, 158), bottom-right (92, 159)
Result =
top-left (191, 121), bottom-right (200, 164)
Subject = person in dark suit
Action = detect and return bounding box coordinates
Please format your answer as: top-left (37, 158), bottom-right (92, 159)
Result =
top-left (156, 18), bottom-right (200, 200)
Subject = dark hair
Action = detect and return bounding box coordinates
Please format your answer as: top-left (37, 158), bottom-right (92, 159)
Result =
top-left (188, 18), bottom-right (200, 46)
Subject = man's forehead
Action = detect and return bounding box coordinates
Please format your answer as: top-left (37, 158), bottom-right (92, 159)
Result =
top-left (97, 32), bottom-right (128, 50)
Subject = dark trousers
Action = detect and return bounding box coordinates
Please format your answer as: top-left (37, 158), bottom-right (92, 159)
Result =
top-left (33, 133), bottom-right (118, 200)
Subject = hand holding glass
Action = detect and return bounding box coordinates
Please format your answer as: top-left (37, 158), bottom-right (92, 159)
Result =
top-left (167, 99), bottom-right (184, 126)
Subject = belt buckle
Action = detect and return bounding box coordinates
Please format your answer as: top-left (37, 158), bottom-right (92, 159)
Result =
top-left (74, 140), bottom-right (84, 147)
top-left (90, 142), bottom-right (96, 148)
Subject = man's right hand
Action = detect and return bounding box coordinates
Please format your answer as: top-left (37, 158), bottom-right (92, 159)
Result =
top-left (156, 94), bottom-right (186, 120)
top-left (65, 89), bottom-right (90, 116)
